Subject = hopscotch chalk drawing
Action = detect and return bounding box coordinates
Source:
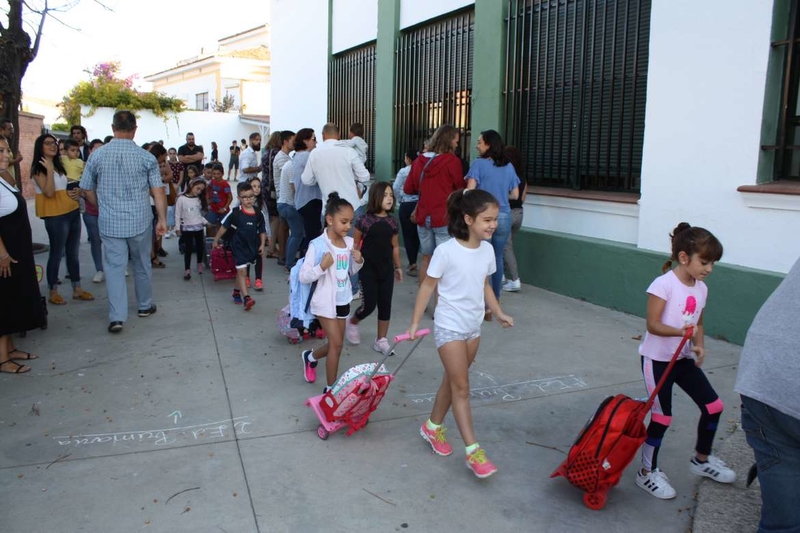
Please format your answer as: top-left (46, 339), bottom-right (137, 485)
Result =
top-left (405, 374), bottom-right (588, 404)
top-left (53, 416), bottom-right (252, 448)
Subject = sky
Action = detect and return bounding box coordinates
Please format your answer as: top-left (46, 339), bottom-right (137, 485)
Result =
top-left (15, 0), bottom-right (269, 104)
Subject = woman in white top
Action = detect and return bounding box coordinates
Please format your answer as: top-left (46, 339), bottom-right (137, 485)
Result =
top-left (0, 136), bottom-right (46, 373)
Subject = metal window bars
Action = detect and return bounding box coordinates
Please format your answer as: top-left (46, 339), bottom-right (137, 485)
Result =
top-left (328, 42), bottom-right (377, 173)
top-left (503, 0), bottom-right (651, 192)
top-left (394, 9), bottom-right (475, 173)
top-left (763, 0), bottom-right (800, 180)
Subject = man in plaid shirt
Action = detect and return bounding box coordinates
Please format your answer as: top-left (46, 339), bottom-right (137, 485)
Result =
top-left (81, 111), bottom-right (168, 334)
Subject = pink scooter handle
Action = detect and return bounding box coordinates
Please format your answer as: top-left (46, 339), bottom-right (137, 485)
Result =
top-left (394, 328), bottom-right (431, 343)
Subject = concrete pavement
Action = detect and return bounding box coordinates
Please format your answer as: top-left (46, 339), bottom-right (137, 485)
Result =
top-left (0, 201), bottom-right (760, 532)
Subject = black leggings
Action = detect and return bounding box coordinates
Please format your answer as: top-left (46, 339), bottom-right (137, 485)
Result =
top-left (183, 230), bottom-right (205, 270)
top-left (298, 199), bottom-right (322, 255)
top-left (246, 255), bottom-right (263, 280)
top-left (354, 265), bottom-right (394, 322)
top-left (641, 356), bottom-right (724, 470)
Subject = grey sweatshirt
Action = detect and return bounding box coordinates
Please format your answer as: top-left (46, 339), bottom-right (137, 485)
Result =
top-left (735, 257), bottom-right (800, 419)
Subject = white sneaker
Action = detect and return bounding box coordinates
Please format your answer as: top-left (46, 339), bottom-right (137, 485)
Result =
top-left (501, 275), bottom-right (507, 284)
top-left (373, 337), bottom-right (395, 356)
top-left (164, 231), bottom-right (173, 239)
top-left (125, 267), bottom-right (129, 277)
top-left (636, 468), bottom-right (677, 499)
top-left (352, 289), bottom-right (363, 300)
top-left (690, 455), bottom-right (736, 483)
top-left (92, 271), bottom-right (105, 283)
top-left (502, 279), bottom-right (521, 292)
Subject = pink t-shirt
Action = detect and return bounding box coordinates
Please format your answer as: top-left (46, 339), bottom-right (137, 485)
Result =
top-left (638, 270), bottom-right (707, 362)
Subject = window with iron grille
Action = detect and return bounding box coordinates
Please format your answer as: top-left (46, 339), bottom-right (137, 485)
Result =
top-left (504, 0), bottom-right (651, 193)
top-left (329, 42), bottom-right (377, 172)
top-left (394, 9), bottom-right (474, 172)
top-left (761, 0), bottom-right (800, 181)
top-left (195, 92), bottom-right (209, 112)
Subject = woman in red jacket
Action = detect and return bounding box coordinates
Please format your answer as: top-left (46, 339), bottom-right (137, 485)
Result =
top-left (403, 124), bottom-right (465, 294)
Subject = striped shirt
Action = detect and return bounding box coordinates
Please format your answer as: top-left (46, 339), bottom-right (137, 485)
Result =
top-left (80, 138), bottom-right (163, 238)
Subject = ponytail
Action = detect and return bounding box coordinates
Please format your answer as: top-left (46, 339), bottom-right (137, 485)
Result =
top-left (663, 222), bottom-right (723, 273)
top-left (446, 188), bottom-right (499, 240)
top-left (324, 191), bottom-right (352, 217)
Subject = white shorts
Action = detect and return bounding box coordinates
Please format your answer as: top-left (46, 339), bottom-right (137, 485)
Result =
top-left (434, 325), bottom-right (481, 349)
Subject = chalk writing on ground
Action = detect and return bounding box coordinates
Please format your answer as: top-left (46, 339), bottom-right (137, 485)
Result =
top-left (53, 416), bottom-right (252, 448)
top-left (405, 375), bottom-right (588, 404)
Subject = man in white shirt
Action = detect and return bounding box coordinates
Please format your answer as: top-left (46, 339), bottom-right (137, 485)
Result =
top-left (301, 123), bottom-right (369, 210)
top-left (239, 132), bottom-right (262, 182)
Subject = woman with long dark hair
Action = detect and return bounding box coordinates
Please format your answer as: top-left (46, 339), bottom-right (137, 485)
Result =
top-left (465, 129), bottom-right (520, 310)
top-left (31, 133), bottom-right (94, 305)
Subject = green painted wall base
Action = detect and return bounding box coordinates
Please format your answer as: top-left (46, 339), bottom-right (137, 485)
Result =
top-left (513, 228), bottom-right (785, 345)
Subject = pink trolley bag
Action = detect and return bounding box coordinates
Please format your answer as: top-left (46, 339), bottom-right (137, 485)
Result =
top-left (305, 329), bottom-right (431, 440)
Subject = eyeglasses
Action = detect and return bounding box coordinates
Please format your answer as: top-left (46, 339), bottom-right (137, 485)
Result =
top-left (43, 141), bottom-right (57, 146)
top-left (239, 195), bottom-right (255, 200)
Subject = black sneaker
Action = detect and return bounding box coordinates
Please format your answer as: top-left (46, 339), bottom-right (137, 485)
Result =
top-left (108, 321), bottom-right (123, 333)
top-left (137, 305), bottom-right (157, 317)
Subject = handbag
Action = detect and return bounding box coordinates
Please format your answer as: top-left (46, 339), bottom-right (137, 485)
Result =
top-left (409, 155), bottom-right (437, 224)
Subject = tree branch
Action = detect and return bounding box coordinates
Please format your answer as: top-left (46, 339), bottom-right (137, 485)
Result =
top-left (92, 0), bottom-right (114, 11)
top-left (29, 0), bottom-right (48, 61)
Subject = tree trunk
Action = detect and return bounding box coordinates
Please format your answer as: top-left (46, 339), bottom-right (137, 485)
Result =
top-left (1, 0), bottom-right (36, 188)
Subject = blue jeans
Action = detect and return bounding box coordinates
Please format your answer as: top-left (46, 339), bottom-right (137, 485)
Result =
top-left (167, 205), bottom-right (175, 228)
top-left (278, 202), bottom-right (305, 267)
top-left (489, 211), bottom-right (512, 299)
top-left (417, 219), bottom-right (451, 256)
top-left (741, 395), bottom-right (800, 533)
top-left (82, 213), bottom-right (103, 273)
top-left (101, 226), bottom-right (153, 323)
top-left (44, 209), bottom-right (82, 290)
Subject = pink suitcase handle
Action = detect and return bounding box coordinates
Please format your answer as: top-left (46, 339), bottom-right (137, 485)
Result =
top-left (394, 328), bottom-right (431, 343)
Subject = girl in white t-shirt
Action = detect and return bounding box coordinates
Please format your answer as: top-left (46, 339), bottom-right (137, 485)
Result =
top-left (407, 189), bottom-right (513, 479)
top-left (635, 222), bottom-right (735, 500)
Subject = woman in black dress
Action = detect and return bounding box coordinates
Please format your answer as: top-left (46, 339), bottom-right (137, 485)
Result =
top-left (0, 136), bottom-right (46, 373)
top-left (210, 141), bottom-right (219, 162)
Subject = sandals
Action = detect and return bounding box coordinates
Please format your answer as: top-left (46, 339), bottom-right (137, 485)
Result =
top-left (156, 248), bottom-right (168, 257)
top-left (73, 290), bottom-right (95, 301)
top-left (406, 264), bottom-right (418, 277)
top-left (9, 349), bottom-right (38, 361)
top-left (151, 258), bottom-right (166, 268)
top-left (0, 360), bottom-right (30, 374)
top-left (49, 293), bottom-right (67, 305)
top-left (184, 270), bottom-right (191, 280)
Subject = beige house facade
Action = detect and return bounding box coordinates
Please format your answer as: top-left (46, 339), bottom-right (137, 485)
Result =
top-left (145, 25), bottom-right (271, 116)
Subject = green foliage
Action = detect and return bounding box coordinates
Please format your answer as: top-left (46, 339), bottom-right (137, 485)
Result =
top-left (59, 62), bottom-right (185, 125)
top-left (50, 123), bottom-right (69, 132)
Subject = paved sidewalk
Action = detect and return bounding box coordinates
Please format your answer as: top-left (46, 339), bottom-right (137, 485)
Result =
top-left (0, 201), bottom-right (760, 532)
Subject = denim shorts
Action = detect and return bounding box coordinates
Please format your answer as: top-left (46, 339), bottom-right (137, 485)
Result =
top-left (205, 210), bottom-right (226, 225)
top-left (434, 325), bottom-right (481, 349)
top-left (417, 220), bottom-right (451, 256)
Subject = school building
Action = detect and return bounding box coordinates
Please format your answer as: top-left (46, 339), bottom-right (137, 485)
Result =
top-left (270, 0), bottom-right (799, 344)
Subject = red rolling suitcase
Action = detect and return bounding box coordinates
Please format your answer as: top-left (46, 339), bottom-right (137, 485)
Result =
top-left (552, 297), bottom-right (697, 510)
top-left (210, 247), bottom-right (237, 281)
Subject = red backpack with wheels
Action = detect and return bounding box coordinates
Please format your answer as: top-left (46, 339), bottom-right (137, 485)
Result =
top-left (552, 296), bottom-right (697, 509)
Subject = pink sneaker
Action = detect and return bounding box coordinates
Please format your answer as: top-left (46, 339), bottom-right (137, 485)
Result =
top-left (419, 423), bottom-right (453, 456)
top-left (466, 448), bottom-right (497, 479)
top-left (346, 318), bottom-right (360, 345)
top-left (302, 350), bottom-right (317, 383)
